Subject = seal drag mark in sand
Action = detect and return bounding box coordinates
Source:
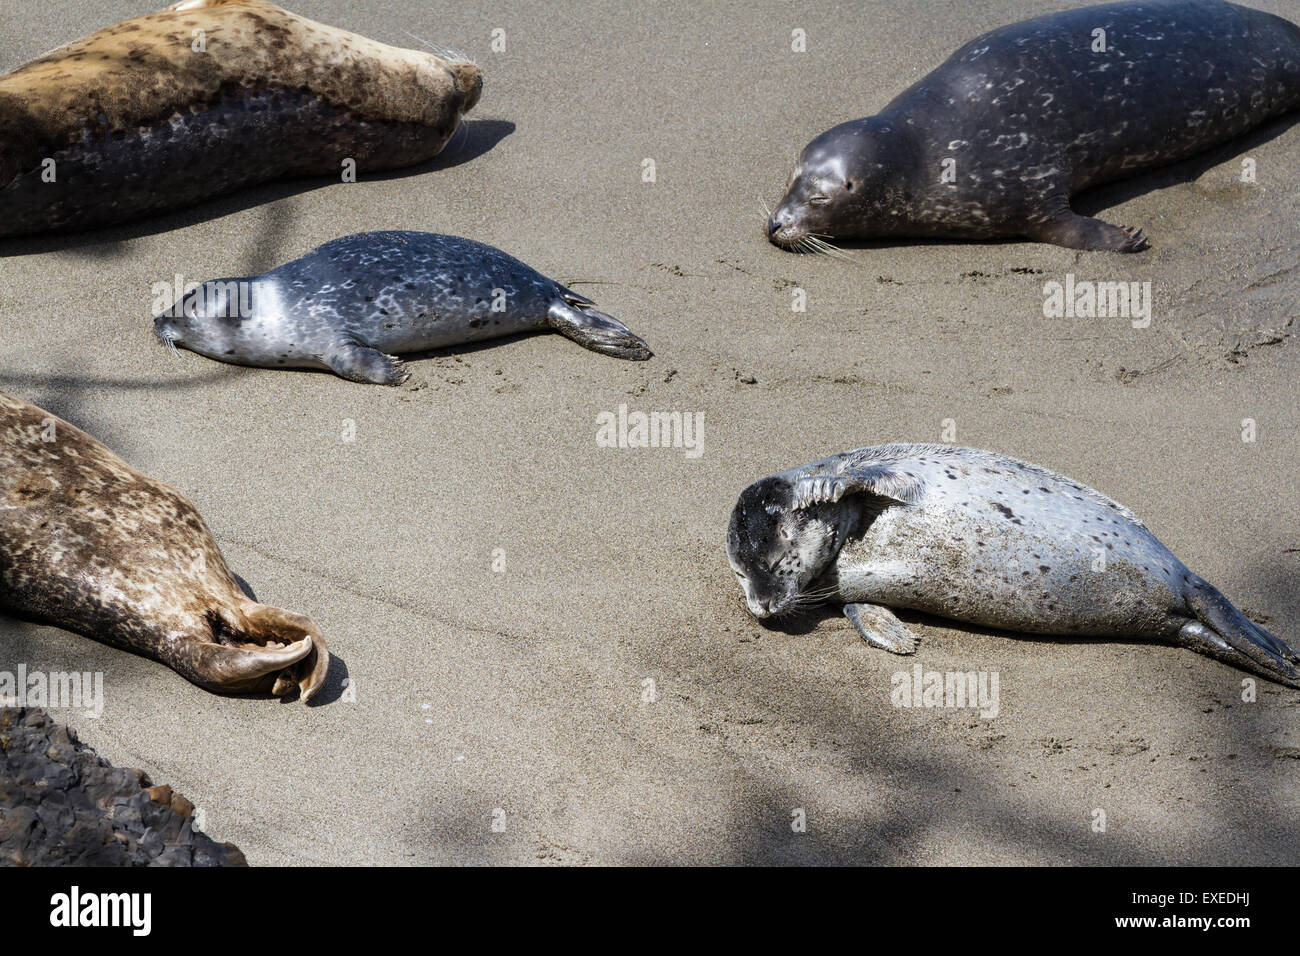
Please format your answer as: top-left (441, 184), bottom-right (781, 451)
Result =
top-left (768, 0), bottom-right (1300, 252)
top-left (727, 443), bottom-right (1300, 687)
top-left (0, 0), bottom-right (482, 237)
top-left (0, 392), bottom-right (328, 700)
top-left (155, 230), bottom-right (654, 384)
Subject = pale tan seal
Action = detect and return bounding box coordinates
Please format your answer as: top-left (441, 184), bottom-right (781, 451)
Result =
top-left (0, 392), bottom-right (329, 700)
top-left (0, 0), bottom-right (482, 236)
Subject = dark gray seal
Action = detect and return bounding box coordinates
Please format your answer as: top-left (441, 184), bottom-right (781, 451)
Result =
top-left (0, 391), bottom-right (329, 700)
top-left (155, 230), bottom-right (653, 384)
top-left (767, 0), bottom-right (1300, 252)
top-left (727, 444), bottom-right (1300, 687)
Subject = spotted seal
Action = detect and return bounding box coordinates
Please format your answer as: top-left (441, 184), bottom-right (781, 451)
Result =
top-left (0, 392), bottom-right (329, 700)
top-left (767, 0), bottom-right (1300, 252)
top-left (154, 230), bottom-right (653, 383)
top-left (726, 443), bottom-right (1300, 687)
top-left (0, 0), bottom-right (481, 237)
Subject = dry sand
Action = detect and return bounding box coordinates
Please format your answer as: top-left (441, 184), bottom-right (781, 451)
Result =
top-left (1, 0), bottom-right (1298, 864)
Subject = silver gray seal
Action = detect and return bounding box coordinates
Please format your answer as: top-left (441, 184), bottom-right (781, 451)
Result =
top-left (155, 230), bottom-right (652, 384)
top-left (726, 443), bottom-right (1300, 687)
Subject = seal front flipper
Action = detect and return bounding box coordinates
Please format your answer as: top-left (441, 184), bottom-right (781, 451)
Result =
top-left (844, 603), bottom-right (918, 655)
top-left (325, 342), bottom-right (409, 385)
top-left (1029, 212), bottom-right (1151, 253)
top-left (1178, 575), bottom-right (1300, 688)
top-left (547, 298), bottom-right (652, 360)
top-left (792, 464), bottom-right (924, 510)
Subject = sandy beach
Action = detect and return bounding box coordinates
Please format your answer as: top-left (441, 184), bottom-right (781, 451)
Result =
top-left (1, 0), bottom-right (1298, 864)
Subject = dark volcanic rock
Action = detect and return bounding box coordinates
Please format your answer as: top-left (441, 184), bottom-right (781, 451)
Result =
top-left (0, 707), bottom-right (246, 866)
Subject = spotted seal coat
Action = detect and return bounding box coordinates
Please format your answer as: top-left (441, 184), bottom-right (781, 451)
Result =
top-left (0, 392), bottom-right (329, 700)
top-left (0, 0), bottom-right (481, 236)
top-left (726, 443), bottom-right (1300, 687)
top-left (154, 230), bottom-right (653, 383)
top-left (767, 0), bottom-right (1300, 252)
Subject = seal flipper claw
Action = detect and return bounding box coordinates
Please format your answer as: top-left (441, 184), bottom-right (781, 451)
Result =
top-left (793, 463), bottom-right (924, 510)
top-left (1179, 575), bottom-right (1300, 688)
top-left (547, 301), bottom-right (652, 360)
top-left (325, 342), bottom-right (409, 385)
top-left (844, 603), bottom-right (918, 655)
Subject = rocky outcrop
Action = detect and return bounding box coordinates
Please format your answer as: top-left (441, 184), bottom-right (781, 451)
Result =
top-left (0, 707), bottom-right (245, 866)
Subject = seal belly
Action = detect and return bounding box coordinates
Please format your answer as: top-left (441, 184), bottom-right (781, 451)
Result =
top-left (0, 87), bottom-right (459, 236)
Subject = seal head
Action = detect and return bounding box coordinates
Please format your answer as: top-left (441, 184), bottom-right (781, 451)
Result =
top-left (767, 119), bottom-right (912, 250)
top-left (725, 475), bottom-right (857, 618)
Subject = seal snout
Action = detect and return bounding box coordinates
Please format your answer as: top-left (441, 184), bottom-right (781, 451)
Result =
top-left (766, 205), bottom-right (805, 247)
top-left (153, 315), bottom-right (182, 356)
top-left (447, 61), bottom-right (483, 112)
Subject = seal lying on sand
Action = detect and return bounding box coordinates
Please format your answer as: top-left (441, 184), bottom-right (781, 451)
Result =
top-left (0, 392), bottom-right (328, 700)
top-left (727, 443), bottom-right (1300, 687)
top-left (767, 0), bottom-right (1300, 252)
top-left (0, 0), bottom-right (481, 236)
top-left (155, 230), bottom-right (653, 383)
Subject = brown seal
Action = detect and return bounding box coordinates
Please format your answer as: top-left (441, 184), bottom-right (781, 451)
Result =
top-left (0, 0), bottom-right (482, 236)
top-left (0, 392), bottom-right (328, 700)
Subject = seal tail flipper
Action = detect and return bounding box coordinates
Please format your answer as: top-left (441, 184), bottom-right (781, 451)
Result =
top-left (547, 300), bottom-right (652, 360)
top-left (162, 604), bottom-right (330, 701)
top-left (239, 603), bottom-right (331, 702)
top-left (1179, 575), bottom-right (1300, 688)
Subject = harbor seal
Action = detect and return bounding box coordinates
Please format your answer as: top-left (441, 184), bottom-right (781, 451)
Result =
top-left (726, 443), bottom-right (1300, 687)
top-left (767, 0), bottom-right (1300, 252)
top-left (0, 392), bottom-right (329, 701)
top-left (154, 230), bottom-right (653, 383)
top-left (0, 0), bottom-right (481, 237)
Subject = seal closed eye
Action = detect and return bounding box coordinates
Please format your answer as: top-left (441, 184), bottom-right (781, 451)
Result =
top-left (154, 230), bottom-right (652, 384)
top-left (768, 0), bottom-right (1300, 252)
top-left (727, 443), bottom-right (1300, 688)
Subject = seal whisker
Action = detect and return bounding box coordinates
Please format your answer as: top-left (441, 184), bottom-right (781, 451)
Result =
top-left (401, 29), bottom-right (473, 64)
top-left (806, 235), bottom-right (855, 262)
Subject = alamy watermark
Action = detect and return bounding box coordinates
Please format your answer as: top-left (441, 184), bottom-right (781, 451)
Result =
top-left (150, 274), bottom-right (253, 318)
top-left (891, 663), bottom-right (999, 718)
top-left (0, 665), bottom-right (104, 718)
top-left (596, 404), bottom-right (704, 458)
top-left (1042, 273), bottom-right (1151, 328)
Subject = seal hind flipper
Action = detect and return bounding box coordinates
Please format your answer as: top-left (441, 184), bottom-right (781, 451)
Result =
top-left (844, 603), bottom-right (918, 655)
top-left (546, 301), bottom-right (652, 361)
top-left (793, 465), bottom-right (924, 510)
top-left (166, 630), bottom-right (316, 698)
top-left (1029, 212), bottom-right (1151, 253)
top-left (1179, 575), bottom-right (1300, 688)
top-left (325, 343), bottom-right (409, 385)
top-left (163, 602), bottom-right (329, 700)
